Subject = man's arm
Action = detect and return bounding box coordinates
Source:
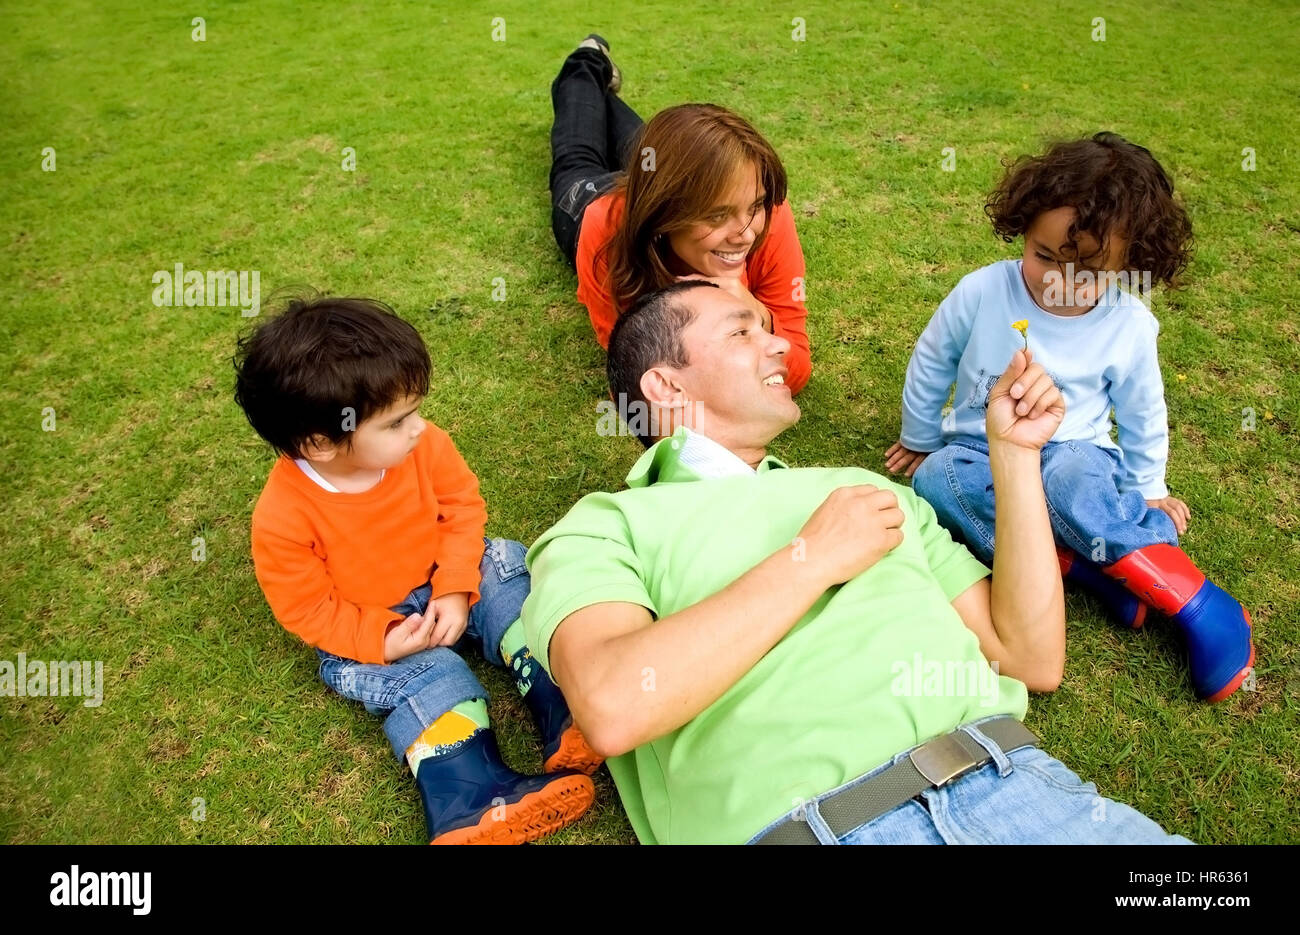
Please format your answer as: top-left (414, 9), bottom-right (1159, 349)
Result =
top-left (950, 349), bottom-right (1067, 691)
top-left (548, 485), bottom-right (906, 758)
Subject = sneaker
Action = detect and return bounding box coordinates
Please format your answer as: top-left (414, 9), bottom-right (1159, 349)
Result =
top-left (578, 33), bottom-right (621, 93)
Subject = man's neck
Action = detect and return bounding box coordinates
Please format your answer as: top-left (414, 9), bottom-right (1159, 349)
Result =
top-left (738, 447), bottom-right (767, 470)
top-left (671, 427), bottom-right (768, 472)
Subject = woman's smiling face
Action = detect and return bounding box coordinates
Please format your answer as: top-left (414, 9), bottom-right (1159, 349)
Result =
top-left (667, 162), bottom-right (767, 277)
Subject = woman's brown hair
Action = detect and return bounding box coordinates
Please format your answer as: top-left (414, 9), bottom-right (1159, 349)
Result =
top-left (985, 131), bottom-right (1193, 288)
top-left (600, 103), bottom-right (788, 314)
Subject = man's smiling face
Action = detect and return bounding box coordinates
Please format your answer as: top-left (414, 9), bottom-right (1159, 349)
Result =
top-left (664, 285), bottom-right (800, 450)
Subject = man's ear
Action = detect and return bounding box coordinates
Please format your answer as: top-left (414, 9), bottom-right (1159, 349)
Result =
top-left (639, 366), bottom-right (685, 409)
top-left (298, 433), bottom-right (339, 463)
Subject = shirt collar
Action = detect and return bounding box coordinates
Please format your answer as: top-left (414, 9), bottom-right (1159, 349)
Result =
top-left (625, 427), bottom-right (788, 488)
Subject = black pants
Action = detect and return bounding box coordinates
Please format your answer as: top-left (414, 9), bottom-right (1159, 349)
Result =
top-left (549, 46), bottom-right (644, 269)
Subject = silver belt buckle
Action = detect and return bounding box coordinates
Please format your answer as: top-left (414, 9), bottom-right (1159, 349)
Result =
top-left (909, 732), bottom-right (981, 787)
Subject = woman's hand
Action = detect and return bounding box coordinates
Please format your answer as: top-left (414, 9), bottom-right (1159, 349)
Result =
top-left (1146, 496), bottom-right (1191, 535)
top-left (675, 274), bottom-right (772, 332)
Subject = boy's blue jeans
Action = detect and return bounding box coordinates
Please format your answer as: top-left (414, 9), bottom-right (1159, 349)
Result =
top-left (747, 716), bottom-right (1193, 844)
top-left (315, 537), bottom-right (529, 761)
top-left (912, 437), bottom-right (1178, 566)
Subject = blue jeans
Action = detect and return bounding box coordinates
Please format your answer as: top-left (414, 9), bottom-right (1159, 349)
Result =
top-left (747, 717), bottom-right (1193, 844)
top-left (912, 436), bottom-right (1178, 565)
top-left (315, 537), bottom-right (530, 761)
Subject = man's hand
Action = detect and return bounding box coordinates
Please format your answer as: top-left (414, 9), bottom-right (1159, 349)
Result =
top-left (986, 349), bottom-right (1065, 451)
top-left (383, 610), bottom-right (437, 662)
top-left (427, 592), bottom-right (470, 648)
top-left (1147, 496), bottom-right (1191, 535)
top-left (675, 273), bottom-right (773, 331)
top-left (884, 440), bottom-right (929, 478)
top-left (797, 485), bottom-right (906, 587)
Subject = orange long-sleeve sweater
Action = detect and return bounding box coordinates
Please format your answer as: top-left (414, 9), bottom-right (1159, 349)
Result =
top-left (250, 424), bottom-right (487, 665)
top-left (576, 193), bottom-right (813, 394)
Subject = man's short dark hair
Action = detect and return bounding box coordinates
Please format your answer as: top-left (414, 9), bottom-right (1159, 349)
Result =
top-left (232, 292), bottom-right (430, 459)
top-left (606, 280), bottom-right (718, 448)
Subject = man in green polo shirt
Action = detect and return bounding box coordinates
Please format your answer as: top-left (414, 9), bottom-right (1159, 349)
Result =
top-left (521, 281), bottom-right (1190, 845)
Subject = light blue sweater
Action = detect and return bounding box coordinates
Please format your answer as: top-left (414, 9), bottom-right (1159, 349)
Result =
top-left (900, 259), bottom-right (1170, 499)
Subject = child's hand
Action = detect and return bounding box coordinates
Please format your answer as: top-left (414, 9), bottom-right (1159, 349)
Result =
top-left (885, 440), bottom-right (929, 477)
top-left (1147, 496), bottom-right (1191, 535)
top-left (427, 592), bottom-right (470, 648)
top-left (986, 349), bottom-right (1065, 451)
top-left (383, 610), bottom-right (437, 662)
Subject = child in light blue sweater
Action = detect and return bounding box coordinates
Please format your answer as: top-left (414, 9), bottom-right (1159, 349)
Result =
top-left (887, 132), bottom-right (1254, 702)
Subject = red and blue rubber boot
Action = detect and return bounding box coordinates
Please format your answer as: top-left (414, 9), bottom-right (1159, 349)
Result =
top-left (1056, 547), bottom-right (1147, 629)
top-left (1103, 544), bottom-right (1256, 702)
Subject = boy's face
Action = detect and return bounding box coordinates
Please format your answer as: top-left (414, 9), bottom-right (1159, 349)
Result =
top-left (306, 393), bottom-right (426, 471)
top-left (1020, 206), bottom-right (1130, 314)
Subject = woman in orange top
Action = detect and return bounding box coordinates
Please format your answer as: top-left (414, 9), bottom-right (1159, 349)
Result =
top-left (548, 35), bottom-right (813, 393)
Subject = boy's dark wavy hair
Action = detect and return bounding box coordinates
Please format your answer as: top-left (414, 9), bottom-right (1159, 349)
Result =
top-left (232, 291), bottom-right (430, 459)
top-left (985, 132), bottom-right (1194, 288)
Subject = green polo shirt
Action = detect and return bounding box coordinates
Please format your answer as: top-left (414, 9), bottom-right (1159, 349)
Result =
top-left (522, 429), bottom-right (1028, 844)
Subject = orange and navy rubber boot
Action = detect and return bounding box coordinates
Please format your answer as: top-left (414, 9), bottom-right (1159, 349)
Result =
top-left (417, 729), bottom-right (594, 845)
top-left (1056, 546), bottom-right (1147, 629)
top-left (514, 649), bottom-right (605, 775)
top-left (1103, 544), bottom-right (1256, 702)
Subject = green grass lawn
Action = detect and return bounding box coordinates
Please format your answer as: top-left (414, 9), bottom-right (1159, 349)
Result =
top-left (1, 0), bottom-right (1296, 844)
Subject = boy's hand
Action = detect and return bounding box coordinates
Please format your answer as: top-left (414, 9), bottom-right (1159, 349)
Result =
top-left (427, 592), bottom-right (470, 648)
top-left (1147, 496), bottom-right (1191, 535)
top-left (383, 610), bottom-right (437, 662)
top-left (885, 441), bottom-right (929, 477)
top-left (986, 349), bottom-right (1065, 452)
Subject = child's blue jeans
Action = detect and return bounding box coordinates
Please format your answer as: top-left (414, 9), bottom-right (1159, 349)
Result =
top-left (315, 537), bottom-right (529, 761)
top-left (912, 437), bottom-right (1178, 566)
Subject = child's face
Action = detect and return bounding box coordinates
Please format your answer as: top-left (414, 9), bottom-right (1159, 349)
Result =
top-left (1020, 206), bottom-right (1129, 314)
top-left (312, 393), bottom-right (427, 471)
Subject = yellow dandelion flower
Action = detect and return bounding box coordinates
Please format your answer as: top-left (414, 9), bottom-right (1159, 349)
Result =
top-left (1012, 319), bottom-right (1029, 349)
top-left (1176, 373), bottom-right (1186, 382)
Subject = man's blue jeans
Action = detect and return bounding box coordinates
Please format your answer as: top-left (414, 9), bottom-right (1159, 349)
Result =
top-left (747, 716), bottom-right (1193, 844)
top-left (912, 437), bottom-right (1178, 565)
top-left (315, 537), bottom-right (529, 761)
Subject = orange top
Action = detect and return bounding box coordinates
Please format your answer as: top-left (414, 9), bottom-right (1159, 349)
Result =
top-left (250, 424), bottom-right (487, 664)
top-left (575, 193), bottom-right (813, 394)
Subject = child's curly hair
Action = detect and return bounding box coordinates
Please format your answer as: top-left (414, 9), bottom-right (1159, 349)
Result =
top-left (985, 132), bottom-right (1194, 288)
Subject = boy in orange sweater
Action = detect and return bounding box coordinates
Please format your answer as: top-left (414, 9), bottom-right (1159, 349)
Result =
top-left (233, 294), bottom-right (601, 844)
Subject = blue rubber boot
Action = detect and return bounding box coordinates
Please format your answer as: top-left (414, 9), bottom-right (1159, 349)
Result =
top-left (512, 648), bottom-right (605, 775)
top-left (416, 729), bottom-right (594, 845)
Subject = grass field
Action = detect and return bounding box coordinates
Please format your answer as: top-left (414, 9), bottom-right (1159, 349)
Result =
top-left (1, 0), bottom-right (1297, 844)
